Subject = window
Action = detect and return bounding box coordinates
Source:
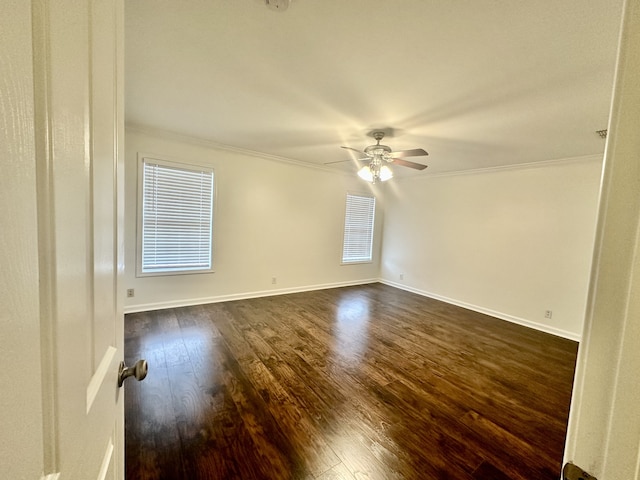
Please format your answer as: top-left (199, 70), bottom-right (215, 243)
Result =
top-left (342, 193), bottom-right (376, 264)
top-left (137, 157), bottom-right (214, 275)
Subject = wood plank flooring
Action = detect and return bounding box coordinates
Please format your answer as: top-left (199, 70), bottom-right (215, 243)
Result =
top-left (124, 283), bottom-right (578, 480)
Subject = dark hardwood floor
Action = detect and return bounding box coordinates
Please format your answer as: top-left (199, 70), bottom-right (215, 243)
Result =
top-left (124, 283), bottom-right (578, 480)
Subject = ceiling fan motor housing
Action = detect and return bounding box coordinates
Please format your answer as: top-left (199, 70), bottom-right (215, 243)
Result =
top-left (364, 144), bottom-right (392, 156)
top-left (364, 131), bottom-right (392, 159)
top-left (337, 129), bottom-right (428, 175)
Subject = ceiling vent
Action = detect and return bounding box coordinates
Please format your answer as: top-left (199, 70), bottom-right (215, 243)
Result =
top-left (596, 129), bottom-right (608, 139)
top-left (265, 0), bottom-right (290, 11)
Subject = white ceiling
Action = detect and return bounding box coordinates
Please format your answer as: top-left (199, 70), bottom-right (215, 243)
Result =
top-left (125, 0), bottom-right (623, 176)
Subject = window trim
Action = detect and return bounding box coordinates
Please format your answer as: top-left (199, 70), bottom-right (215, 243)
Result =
top-left (136, 154), bottom-right (216, 277)
top-left (341, 191), bottom-right (376, 265)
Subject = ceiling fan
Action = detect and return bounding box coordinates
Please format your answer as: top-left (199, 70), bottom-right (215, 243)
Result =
top-left (330, 131), bottom-right (428, 183)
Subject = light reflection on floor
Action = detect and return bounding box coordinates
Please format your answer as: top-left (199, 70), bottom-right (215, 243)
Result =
top-left (136, 328), bottom-right (221, 424)
top-left (333, 294), bottom-right (371, 362)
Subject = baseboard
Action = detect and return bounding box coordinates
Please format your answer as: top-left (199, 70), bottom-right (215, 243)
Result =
top-left (124, 278), bottom-right (582, 342)
top-left (123, 279), bottom-right (379, 314)
top-left (380, 279), bottom-right (582, 342)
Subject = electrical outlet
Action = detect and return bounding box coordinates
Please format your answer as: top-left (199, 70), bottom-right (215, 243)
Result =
top-left (400, 273), bottom-right (404, 280)
top-left (545, 310), bottom-right (553, 319)
top-left (126, 288), bottom-right (135, 298)
top-left (271, 277), bottom-right (277, 285)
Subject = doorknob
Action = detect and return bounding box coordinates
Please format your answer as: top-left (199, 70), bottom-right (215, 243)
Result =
top-left (118, 359), bottom-right (148, 387)
top-left (563, 462), bottom-right (597, 480)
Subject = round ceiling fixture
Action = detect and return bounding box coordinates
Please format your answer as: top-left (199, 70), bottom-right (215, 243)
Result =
top-left (265, 0), bottom-right (290, 11)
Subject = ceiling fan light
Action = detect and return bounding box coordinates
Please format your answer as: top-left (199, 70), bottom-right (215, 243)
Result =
top-left (357, 165), bottom-right (374, 182)
top-left (379, 165), bottom-right (393, 181)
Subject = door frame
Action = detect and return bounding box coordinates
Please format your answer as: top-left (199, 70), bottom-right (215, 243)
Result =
top-left (563, 0), bottom-right (640, 477)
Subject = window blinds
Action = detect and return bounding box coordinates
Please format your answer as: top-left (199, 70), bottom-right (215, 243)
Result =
top-left (342, 193), bottom-right (376, 263)
top-left (141, 159), bottom-right (214, 274)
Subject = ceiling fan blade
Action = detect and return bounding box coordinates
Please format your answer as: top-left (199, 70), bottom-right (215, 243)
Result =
top-left (391, 158), bottom-right (428, 170)
top-left (341, 146), bottom-right (366, 155)
top-left (389, 148), bottom-right (428, 158)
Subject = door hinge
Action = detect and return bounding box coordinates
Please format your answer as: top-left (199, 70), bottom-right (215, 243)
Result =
top-left (563, 462), bottom-right (598, 480)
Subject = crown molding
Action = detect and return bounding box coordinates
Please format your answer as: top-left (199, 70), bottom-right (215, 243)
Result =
top-left (396, 153), bottom-right (604, 182)
top-left (125, 123), bottom-right (346, 175)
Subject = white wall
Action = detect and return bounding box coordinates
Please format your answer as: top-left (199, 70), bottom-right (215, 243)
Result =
top-left (380, 157), bottom-right (602, 340)
top-left (124, 128), bottom-right (601, 339)
top-left (124, 128), bottom-right (382, 312)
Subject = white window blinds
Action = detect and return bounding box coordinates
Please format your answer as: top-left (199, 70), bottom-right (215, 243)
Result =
top-left (140, 158), bottom-right (214, 274)
top-left (342, 193), bottom-right (376, 263)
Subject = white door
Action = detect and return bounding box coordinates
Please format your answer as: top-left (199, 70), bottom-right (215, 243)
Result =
top-left (0, 0), bottom-right (126, 479)
top-left (41, 0), bottom-right (127, 478)
top-left (563, 0), bottom-right (640, 478)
